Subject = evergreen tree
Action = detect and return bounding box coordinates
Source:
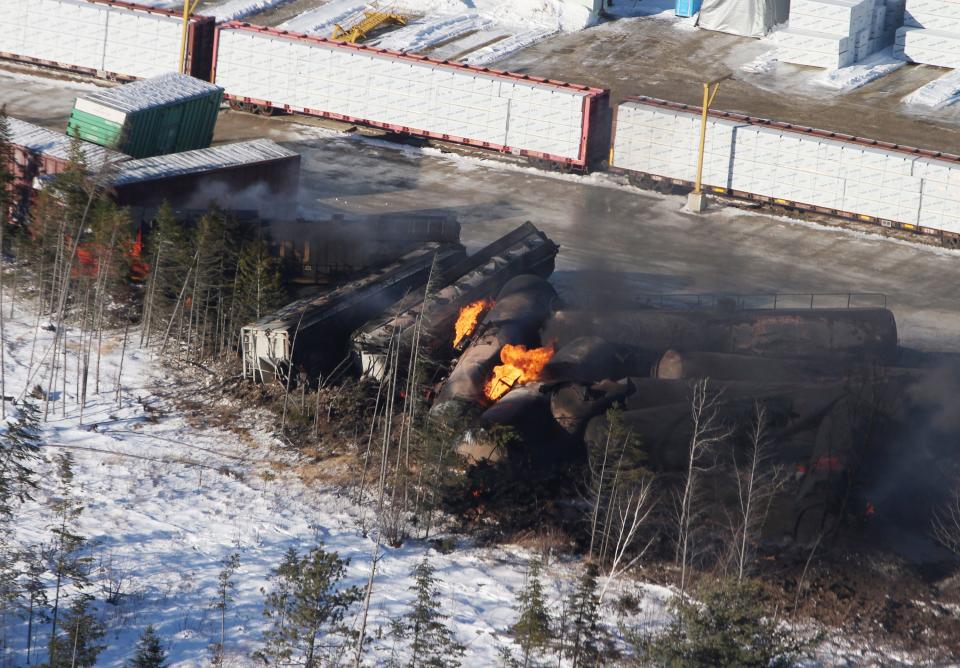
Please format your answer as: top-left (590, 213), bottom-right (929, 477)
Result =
top-left (508, 558), bottom-right (553, 668)
top-left (46, 453), bottom-right (91, 667)
top-left (209, 552), bottom-right (240, 666)
top-left (257, 547), bottom-right (299, 665)
top-left (644, 578), bottom-right (812, 668)
top-left (234, 237), bottom-right (286, 328)
top-left (564, 562), bottom-right (602, 668)
top-left (44, 595), bottom-right (106, 668)
top-left (0, 399), bottom-right (42, 519)
top-left (23, 543), bottom-right (49, 664)
top-left (143, 202), bottom-right (193, 342)
top-left (0, 105), bottom-right (13, 226)
top-left (258, 544), bottom-right (362, 666)
top-left (390, 557), bottom-right (464, 668)
top-left (131, 625), bottom-right (167, 668)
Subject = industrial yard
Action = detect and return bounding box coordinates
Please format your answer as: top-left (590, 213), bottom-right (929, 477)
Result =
top-left (3, 0), bottom-right (960, 665)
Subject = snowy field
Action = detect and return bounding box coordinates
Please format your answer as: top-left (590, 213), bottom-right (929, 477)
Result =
top-left (0, 287), bottom-right (672, 665)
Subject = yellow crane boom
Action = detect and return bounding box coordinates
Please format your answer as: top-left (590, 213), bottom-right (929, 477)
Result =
top-left (332, 10), bottom-right (407, 43)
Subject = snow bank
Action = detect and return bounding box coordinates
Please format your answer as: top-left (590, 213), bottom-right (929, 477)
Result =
top-left (280, 0), bottom-right (596, 45)
top-left (903, 69), bottom-right (960, 108)
top-left (463, 28), bottom-right (557, 65)
top-left (816, 47), bottom-right (906, 91)
top-left (374, 13), bottom-right (495, 52)
top-left (277, 0), bottom-right (368, 33)
top-left (206, 0), bottom-right (296, 22)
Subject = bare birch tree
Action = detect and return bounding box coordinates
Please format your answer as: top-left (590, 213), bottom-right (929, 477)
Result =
top-left (932, 484), bottom-right (960, 557)
top-left (598, 475), bottom-right (655, 602)
top-left (675, 379), bottom-right (730, 601)
top-left (729, 402), bottom-right (787, 582)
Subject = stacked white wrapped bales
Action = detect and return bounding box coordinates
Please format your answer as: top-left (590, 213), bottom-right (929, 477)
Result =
top-left (895, 0), bottom-right (960, 67)
top-left (775, 0), bottom-right (897, 69)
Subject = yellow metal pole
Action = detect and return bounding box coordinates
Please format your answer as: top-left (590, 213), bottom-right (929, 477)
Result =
top-left (179, 0), bottom-right (201, 74)
top-left (693, 82), bottom-right (720, 195)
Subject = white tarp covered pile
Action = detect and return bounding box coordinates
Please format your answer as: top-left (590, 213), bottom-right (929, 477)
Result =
top-left (773, 0), bottom-right (896, 69)
top-left (895, 0), bottom-right (960, 67)
top-left (696, 0), bottom-right (790, 37)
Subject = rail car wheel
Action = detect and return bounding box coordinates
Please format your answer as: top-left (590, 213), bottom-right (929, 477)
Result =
top-left (656, 179), bottom-right (674, 195)
top-left (253, 104), bottom-right (275, 116)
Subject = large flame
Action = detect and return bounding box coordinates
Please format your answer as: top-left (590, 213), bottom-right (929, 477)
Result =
top-left (453, 299), bottom-right (492, 348)
top-left (483, 344), bottom-right (555, 401)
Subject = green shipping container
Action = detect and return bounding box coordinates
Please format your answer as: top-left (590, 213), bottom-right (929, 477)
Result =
top-left (66, 73), bottom-right (224, 159)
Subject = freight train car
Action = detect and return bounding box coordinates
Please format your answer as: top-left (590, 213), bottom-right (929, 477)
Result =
top-left (241, 244), bottom-right (466, 380)
top-left (6, 117), bottom-right (130, 220)
top-left (610, 95), bottom-right (960, 247)
top-left (211, 22), bottom-right (611, 170)
top-left (0, 0), bottom-right (215, 81)
top-left (110, 139), bottom-right (300, 215)
top-left (67, 73), bottom-right (223, 158)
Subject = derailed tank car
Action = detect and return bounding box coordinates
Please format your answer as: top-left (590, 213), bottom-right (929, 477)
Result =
top-left (241, 244), bottom-right (466, 381)
top-left (353, 221), bottom-right (559, 380)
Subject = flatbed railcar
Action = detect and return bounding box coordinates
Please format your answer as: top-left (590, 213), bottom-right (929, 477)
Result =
top-left (609, 95), bottom-right (960, 248)
top-left (0, 0), bottom-right (215, 81)
top-left (211, 21), bottom-right (611, 171)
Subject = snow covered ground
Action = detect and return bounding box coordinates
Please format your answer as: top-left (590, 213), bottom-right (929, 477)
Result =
top-left (133, 0), bottom-right (297, 21)
top-left (814, 48), bottom-right (906, 92)
top-left (206, 0), bottom-right (299, 22)
top-left (275, 0), bottom-right (599, 63)
top-left (903, 68), bottom-right (960, 108)
top-left (0, 287), bottom-right (671, 665)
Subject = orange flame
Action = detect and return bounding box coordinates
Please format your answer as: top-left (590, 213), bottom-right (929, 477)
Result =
top-left (483, 344), bottom-right (555, 401)
top-left (453, 299), bottom-right (492, 348)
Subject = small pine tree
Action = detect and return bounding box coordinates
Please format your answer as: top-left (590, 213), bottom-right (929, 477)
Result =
top-left (645, 578), bottom-right (812, 668)
top-left (508, 558), bottom-right (553, 668)
top-left (0, 399), bottom-right (43, 519)
top-left (23, 544), bottom-right (49, 664)
top-left (256, 547), bottom-right (299, 665)
top-left (47, 454), bottom-right (91, 668)
top-left (44, 595), bottom-right (106, 668)
top-left (0, 105), bottom-right (15, 225)
top-left (235, 238), bottom-right (286, 324)
top-left (257, 544), bottom-right (362, 666)
top-left (209, 552), bottom-right (240, 666)
top-left (391, 557), bottom-right (465, 668)
top-left (565, 562), bottom-right (602, 668)
top-left (131, 625), bottom-right (167, 668)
